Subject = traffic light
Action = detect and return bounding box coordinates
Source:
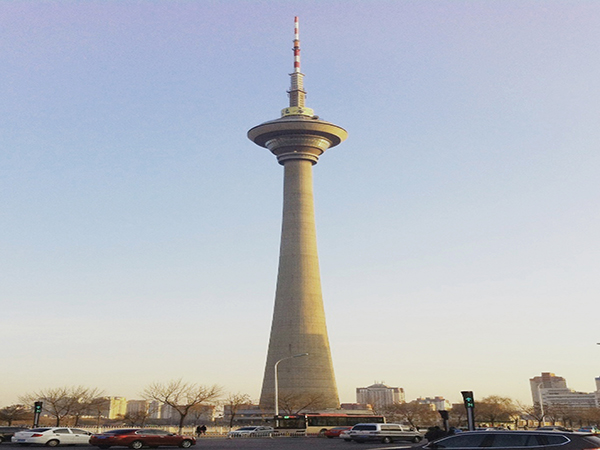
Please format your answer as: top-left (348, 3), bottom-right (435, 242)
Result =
top-left (461, 391), bottom-right (475, 409)
top-left (34, 401), bottom-right (43, 413)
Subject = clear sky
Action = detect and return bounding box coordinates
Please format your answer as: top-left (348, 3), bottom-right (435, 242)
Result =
top-left (2, 0), bottom-right (599, 408)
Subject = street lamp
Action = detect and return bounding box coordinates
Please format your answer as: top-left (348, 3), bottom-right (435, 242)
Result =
top-left (274, 353), bottom-right (309, 417)
top-left (537, 383), bottom-right (545, 425)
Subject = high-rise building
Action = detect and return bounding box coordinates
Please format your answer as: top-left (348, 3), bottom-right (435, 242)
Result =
top-left (95, 396), bottom-right (128, 419)
top-left (248, 17), bottom-right (347, 410)
top-left (356, 383), bottom-right (405, 409)
top-left (530, 372), bottom-right (598, 409)
top-left (126, 400), bottom-right (161, 419)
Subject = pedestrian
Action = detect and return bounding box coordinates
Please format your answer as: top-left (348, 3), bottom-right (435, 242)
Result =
top-left (195, 426), bottom-right (202, 437)
top-left (200, 425), bottom-right (207, 435)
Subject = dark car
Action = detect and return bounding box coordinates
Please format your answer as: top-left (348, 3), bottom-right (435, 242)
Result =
top-left (90, 429), bottom-right (196, 449)
top-left (0, 427), bottom-right (28, 444)
top-left (423, 430), bottom-right (600, 450)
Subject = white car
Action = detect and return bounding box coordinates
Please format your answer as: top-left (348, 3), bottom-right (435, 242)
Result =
top-left (226, 426), bottom-right (274, 438)
top-left (340, 429), bottom-right (352, 441)
top-left (12, 427), bottom-right (93, 447)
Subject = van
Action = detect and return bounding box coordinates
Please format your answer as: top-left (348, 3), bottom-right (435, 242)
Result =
top-left (348, 423), bottom-right (424, 444)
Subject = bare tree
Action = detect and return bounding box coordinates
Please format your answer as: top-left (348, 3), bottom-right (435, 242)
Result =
top-left (384, 402), bottom-right (438, 429)
top-left (71, 388), bottom-right (105, 426)
top-left (0, 404), bottom-right (30, 426)
top-left (517, 401), bottom-right (544, 428)
top-left (223, 393), bottom-right (252, 430)
top-left (275, 392), bottom-right (328, 415)
top-left (21, 386), bottom-right (101, 426)
top-left (448, 403), bottom-right (467, 428)
top-left (121, 401), bottom-right (158, 428)
top-left (142, 379), bottom-right (221, 433)
top-left (477, 396), bottom-right (517, 427)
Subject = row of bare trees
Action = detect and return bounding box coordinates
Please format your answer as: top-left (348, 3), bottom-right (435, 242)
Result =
top-left (380, 396), bottom-right (600, 430)
top-left (3, 381), bottom-right (255, 433)
top-left (6, 389), bottom-right (600, 431)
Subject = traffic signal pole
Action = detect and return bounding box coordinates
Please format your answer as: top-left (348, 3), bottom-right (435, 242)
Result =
top-left (33, 401), bottom-right (43, 428)
top-left (461, 391), bottom-right (475, 431)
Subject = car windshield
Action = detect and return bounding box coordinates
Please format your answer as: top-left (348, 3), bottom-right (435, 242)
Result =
top-left (236, 427), bottom-right (256, 431)
top-left (30, 428), bottom-right (51, 432)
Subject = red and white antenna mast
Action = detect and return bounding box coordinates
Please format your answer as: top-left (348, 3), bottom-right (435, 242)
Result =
top-left (283, 16), bottom-right (314, 117)
top-left (293, 16), bottom-right (301, 73)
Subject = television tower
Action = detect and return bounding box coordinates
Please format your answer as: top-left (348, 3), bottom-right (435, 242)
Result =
top-left (248, 17), bottom-right (347, 410)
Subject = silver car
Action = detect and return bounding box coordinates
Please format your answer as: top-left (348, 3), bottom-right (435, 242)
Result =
top-left (226, 426), bottom-right (274, 438)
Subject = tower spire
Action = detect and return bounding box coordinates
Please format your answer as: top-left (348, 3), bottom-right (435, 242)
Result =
top-left (282, 16), bottom-right (314, 117)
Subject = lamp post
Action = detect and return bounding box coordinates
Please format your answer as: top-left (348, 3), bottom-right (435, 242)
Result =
top-left (537, 383), bottom-right (545, 426)
top-left (274, 353), bottom-right (309, 418)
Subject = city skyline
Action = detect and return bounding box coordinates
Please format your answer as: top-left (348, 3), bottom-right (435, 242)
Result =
top-left (2, 1), bottom-right (599, 408)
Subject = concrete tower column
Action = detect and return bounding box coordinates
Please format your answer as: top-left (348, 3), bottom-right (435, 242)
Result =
top-left (259, 156), bottom-right (338, 408)
top-left (248, 17), bottom-right (347, 411)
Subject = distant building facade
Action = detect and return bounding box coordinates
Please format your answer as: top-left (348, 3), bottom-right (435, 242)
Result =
top-left (356, 383), bottom-right (404, 409)
top-left (223, 404), bottom-right (271, 426)
top-left (160, 404), bottom-right (214, 424)
top-left (415, 396), bottom-right (451, 411)
top-left (530, 372), bottom-right (598, 410)
top-left (96, 397), bottom-right (127, 419)
top-left (126, 400), bottom-right (161, 419)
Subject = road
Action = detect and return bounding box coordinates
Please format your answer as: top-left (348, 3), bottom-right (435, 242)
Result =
top-left (2, 438), bottom-right (418, 450)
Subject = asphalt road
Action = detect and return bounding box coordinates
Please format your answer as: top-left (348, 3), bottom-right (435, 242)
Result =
top-left (1, 438), bottom-right (417, 450)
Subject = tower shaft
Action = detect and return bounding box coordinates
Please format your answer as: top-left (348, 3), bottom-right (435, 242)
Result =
top-left (248, 16), bottom-right (347, 412)
top-left (258, 158), bottom-right (339, 408)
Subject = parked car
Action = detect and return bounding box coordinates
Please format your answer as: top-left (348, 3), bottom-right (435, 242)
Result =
top-left (339, 429), bottom-right (352, 441)
top-left (90, 429), bottom-right (196, 449)
top-left (347, 423), bottom-right (424, 444)
top-left (0, 427), bottom-right (28, 444)
top-left (12, 428), bottom-right (93, 447)
top-left (537, 426), bottom-right (572, 432)
top-left (226, 426), bottom-right (274, 438)
top-left (422, 430), bottom-right (600, 450)
top-left (578, 427), bottom-right (600, 434)
top-left (324, 426), bottom-right (351, 438)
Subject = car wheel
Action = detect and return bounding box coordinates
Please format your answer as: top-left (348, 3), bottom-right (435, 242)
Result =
top-left (45, 440), bottom-right (60, 447)
top-left (382, 437), bottom-right (393, 444)
top-left (413, 436), bottom-right (422, 443)
top-left (129, 441), bottom-right (144, 449)
top-left (179, 440), bottom-right (192, 449)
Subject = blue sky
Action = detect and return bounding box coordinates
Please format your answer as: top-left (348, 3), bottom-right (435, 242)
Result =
top-left (2, 0), bottom-right (599, 407)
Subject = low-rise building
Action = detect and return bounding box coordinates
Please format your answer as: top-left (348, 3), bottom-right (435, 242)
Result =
top-left (415, 396), bottom-right (451, 411)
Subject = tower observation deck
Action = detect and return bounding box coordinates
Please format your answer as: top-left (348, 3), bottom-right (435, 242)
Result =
top-left (248, 17), bottom-right (347, 410)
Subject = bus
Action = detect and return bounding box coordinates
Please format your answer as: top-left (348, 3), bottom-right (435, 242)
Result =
top-left (274, 413), bottom-right (385, 435)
